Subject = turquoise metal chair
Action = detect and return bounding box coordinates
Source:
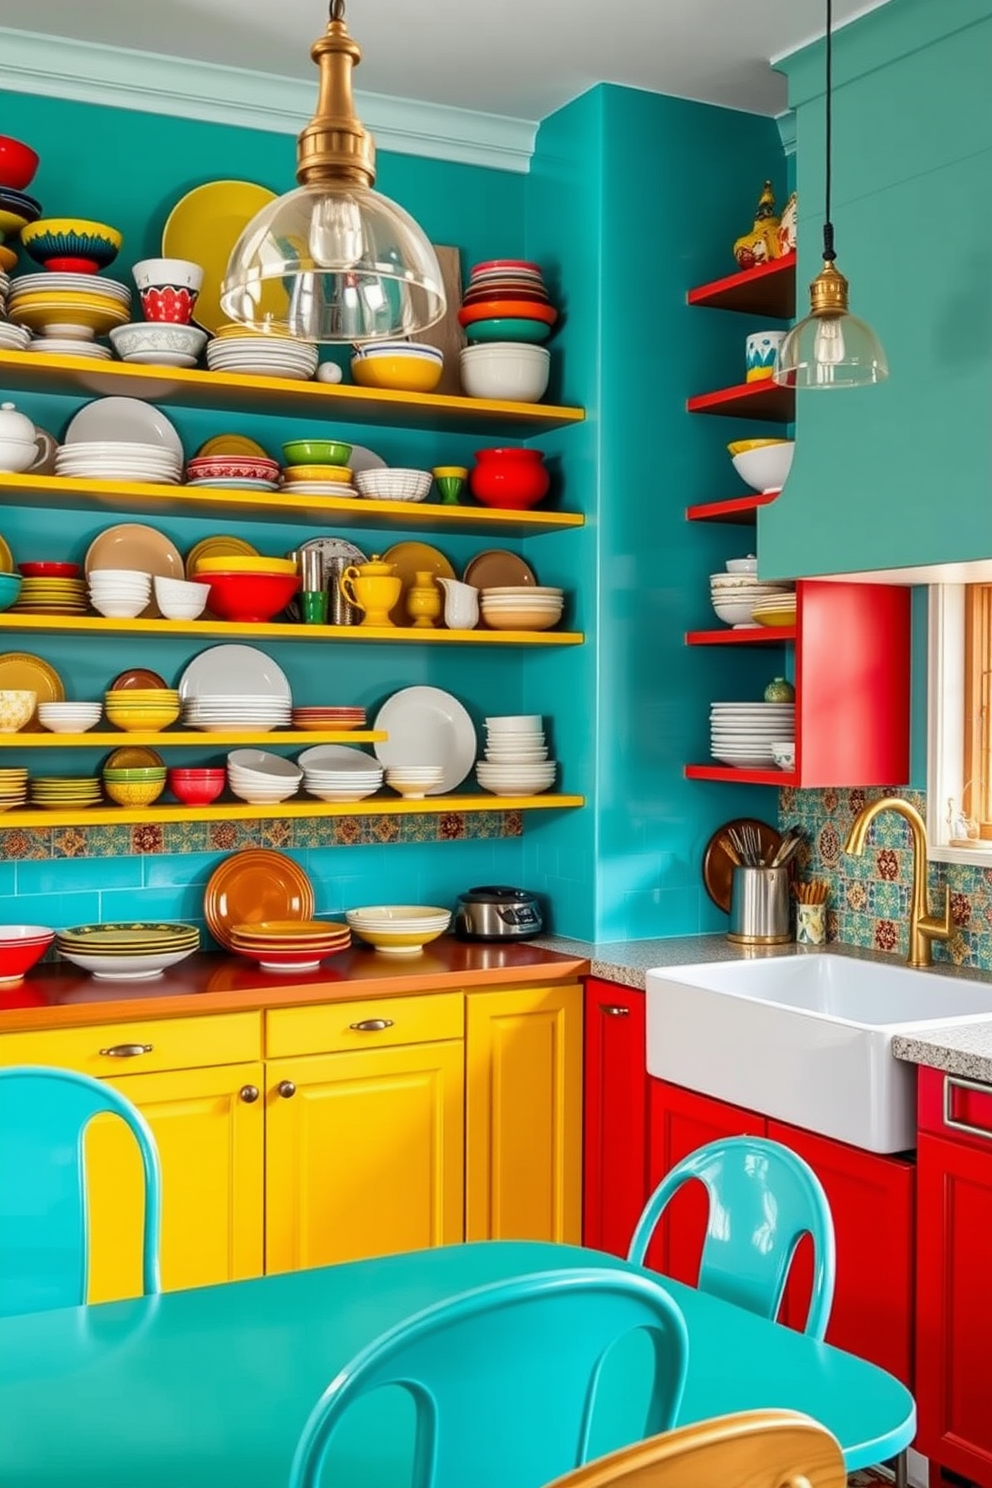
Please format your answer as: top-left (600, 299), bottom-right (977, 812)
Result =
top-left (0, 1065), bottom-right (162, 1318)
top-left (288, 1266), bottom-right (689, 1488)
top-left (627, 1136), bottom-right (836, 1340)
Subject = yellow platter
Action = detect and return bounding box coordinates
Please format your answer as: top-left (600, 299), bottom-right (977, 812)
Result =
top-left (0, 652), bottom-right (65, 728)
top-left (195, 434), bottom-right (271, 459)
top-left (185, 534), bottom-right (259, 581)
top-left (194, 554), bottom-right (296, 575)
top-left (162, 180), bottom-right (279, 335)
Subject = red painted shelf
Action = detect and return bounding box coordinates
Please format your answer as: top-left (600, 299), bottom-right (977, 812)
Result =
top-left (685, 492), bottom-right (779, 524)
top-left (684, 764), bottom-right (796, 786)
top-left (687, 254), bottom-right (797, 317)
top-left (686, 626), bottom-right (795, 646)
top-left (687, 380), bottom-right (795, 422)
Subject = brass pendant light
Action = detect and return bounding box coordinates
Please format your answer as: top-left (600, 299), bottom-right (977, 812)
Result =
top-left (774, 0), bottom-right (888, 389)
top-left (221, 0), bottom-right (446, 343)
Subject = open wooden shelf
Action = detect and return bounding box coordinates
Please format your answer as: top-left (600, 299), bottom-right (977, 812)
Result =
top-left (686, 626), bottom-right (795, 646)
top-left (0, 793), bottom-right (585, 829)
top-left (684, 764), bottom-right (795, 786)
top-left (0, 349), bottom-right (585, 436)
top-left (685, 492), bottom-right (779, 524)
top-left (0, 730), bottom-right (386, 748)
top-left (0, 472), bottom-right (584, 535)
top-left (0, 614), bottom-right (583, 647)
top-left (687, 380), bottom-right (795, 422)
top-left (687, 255), bottom-right (796, 317)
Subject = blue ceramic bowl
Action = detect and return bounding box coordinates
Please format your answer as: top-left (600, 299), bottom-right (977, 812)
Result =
top-left (465, 316), bottom-right (552, 345)
top-left (0, 573), bottom-right (23, 612)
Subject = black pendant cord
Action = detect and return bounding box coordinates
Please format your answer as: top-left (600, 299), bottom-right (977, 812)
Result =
top-left (822, 0), bottom-right (836, 263)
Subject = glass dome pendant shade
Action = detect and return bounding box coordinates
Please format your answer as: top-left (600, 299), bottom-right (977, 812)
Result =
top-left (774, 229), bottom-right (889, 389)
top-left (220, 1), bottom-right (446, 344)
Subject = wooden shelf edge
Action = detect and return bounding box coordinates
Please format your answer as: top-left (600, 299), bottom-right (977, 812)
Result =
top-left (684, 764), bottom-right (796, 786)
top-left (685, 492), bottom-right (779, 524)
top-left (0, 793), bottom-right (585, 828)
top-left (687, 254), bottom-right (796, 316)
top-left (0, 730), bottom-right (387, 748)
top-left (0, 615), bottom-right (584, 647)
top-left (685, 627), bottom-right (795, 645)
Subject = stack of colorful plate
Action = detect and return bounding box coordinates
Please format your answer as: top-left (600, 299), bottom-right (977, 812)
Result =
top-left (292, 705), bottom-right (366, 731)
top-left (751, 592), bottom-right (798, 629)
top-left (228, 919), bottom-right (351, 974)
top-left (0, 767), bottom-right (28, 812)
top-left (7, 272), bottom-right (130, 350)
top-left (299, 744), bottom-right (383, 803)
top-left (55, 921), bottom-right (200, 980)
top-left (29, 775), bottom-right (104, 810)
top-left (457, 259), bottom-right (558, 345)
top-left (56, 441), bottom-right (183, 485)
top-left (10, 574), bottom-right (88, 614)
top-left (206, 327), bottom-right (318, 381)
top-left (185, 454), bottom-right (281, 492)
top-left (280, 464), bottom-right (356, 497)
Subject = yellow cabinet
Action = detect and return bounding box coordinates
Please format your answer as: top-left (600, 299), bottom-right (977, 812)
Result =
top-left (265, 1039), bottom-right (465, 1274)
top-left (85, 1061), bottom-right (265, 1303)
top-left (466, 983), bottom-right (582, 1244)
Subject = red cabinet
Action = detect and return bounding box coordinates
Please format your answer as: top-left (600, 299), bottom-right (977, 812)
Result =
top-left (582, 979), bottom-right (649, 1257)
top-left (916, 1068), bottom-right (992, 1487)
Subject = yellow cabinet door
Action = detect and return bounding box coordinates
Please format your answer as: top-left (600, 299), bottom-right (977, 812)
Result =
top-left (466, 983), bottom-right (582, 1244)
top-left (265, 1040), bottom-right (464, 1274)
top-left (85, 1061), bottom-right (265, 1303)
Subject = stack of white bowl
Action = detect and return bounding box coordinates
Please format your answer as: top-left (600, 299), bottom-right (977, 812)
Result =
top-left (55, 441), bottom-right (183, 485)
top-left (299, 744), bottom-right (384, 803)
top-left (206, 334), bottom-right (318, 381)
top-left (480, 586), bottom-right (564, 632)
top-left (154, 575), bottom-right (209, 621)
top-left (88, 568), bottom-right (151, 618)
top-left (385, 765), bottom-right (444, 799)
top-left (476, 714), bottom-right (558, 796)
top-left (37, 701), bottom-right (103, 734)
top-left (710, 573), bottom-right (794, 628)
top-left (226, 749), bottom-right (302, 804)
top-left (710, 701), bottom-right (795, 769)
top-left (182, 693), bottom-right (293, 732)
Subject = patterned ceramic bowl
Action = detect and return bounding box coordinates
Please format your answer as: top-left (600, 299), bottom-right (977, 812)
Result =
top-left (0, 689), bottom-right (36, 732)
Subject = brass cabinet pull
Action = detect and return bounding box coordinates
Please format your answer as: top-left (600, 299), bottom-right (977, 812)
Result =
top-left (598, 1005), bottom-right (629, 1018)
top-left (277, 1080), bottom-right (297, 1099)
top-left (239, 1085), bottom-right (260, 1104)
top-left (944, 1075), bottom-right (992, 1142)
top-left (349, 1018), bottom-right (394, 1032)
top-left (99, 1043), bottom-right (153, 1057)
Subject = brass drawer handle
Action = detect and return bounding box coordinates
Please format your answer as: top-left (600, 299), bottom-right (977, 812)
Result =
top-left (599, 1005), bottom-right (630, 1018)
top-left (350, 1018), bottom-right (394, 1032)
top-left (944, 1074), bottom-right (992, 1142)
top-left (99, 1043), bottom-right (153, 1058)
top-left (277, 1080), bottom-right (296, 1099)
top-left (239, 1085), bottom-right (260, 1104)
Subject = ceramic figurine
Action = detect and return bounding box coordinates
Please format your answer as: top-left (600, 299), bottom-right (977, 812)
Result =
top-left (733, 181), bottom-right (781, 270)
top-left (764, 676), bottom-right (795, 704)
top-left (778, 191), bottom-right (798, 257)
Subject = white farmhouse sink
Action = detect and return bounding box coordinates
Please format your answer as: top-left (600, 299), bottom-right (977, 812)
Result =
top-left (646, 953), bottom-right (992, 1152)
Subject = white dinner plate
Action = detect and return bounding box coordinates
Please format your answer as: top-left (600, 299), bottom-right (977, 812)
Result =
top-left (374, 686), bottom-right (477, 794)
top-left (178, 645), bottom-right (292, 703)
top-left (64, 397), bottom-right (184, 456)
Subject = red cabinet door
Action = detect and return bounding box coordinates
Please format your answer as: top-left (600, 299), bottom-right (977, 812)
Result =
top-left (916, 1118), bottom-right (992, 1486)
top-left (582, 979), bottom-right (649, 1257)
top-left (767, 1118), bottom-right (915, 1385)
top-left (645, 1078), bottom-right (765, 1285)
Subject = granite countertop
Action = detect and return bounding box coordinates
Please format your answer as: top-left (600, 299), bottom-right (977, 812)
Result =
top-left (534, 934), bottom-right (992, 1085)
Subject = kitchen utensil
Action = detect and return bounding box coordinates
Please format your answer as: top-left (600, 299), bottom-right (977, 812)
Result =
top-left (453, 886), bottom-right (543, 941)
top-left (325, 556), bottom-right (359, 626)
top-left (702, 817), bottom-right (783, 912)
top-left (728, 865), bottom-right (792, 945)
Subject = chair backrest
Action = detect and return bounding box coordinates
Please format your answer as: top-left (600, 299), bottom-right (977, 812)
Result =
top-left (288, 1266), bottom-right (689, 1488)
top-left (541, 1408), bottom-right (847, 1488)
top-left (627, 1136), bottom-right (835, 1339)
top-left (0, 1064), bottom-right (161, 1317)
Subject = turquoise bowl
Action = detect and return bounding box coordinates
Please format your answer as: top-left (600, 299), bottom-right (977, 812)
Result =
top-left (465, 317), bottom-right (551, 345)
top-left (0, 573), bottom-right (23, 612)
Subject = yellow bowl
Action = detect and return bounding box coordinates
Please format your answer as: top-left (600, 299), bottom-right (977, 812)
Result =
top-left (350, 925), bottom-right (447, 955)
top-left (351, 356), bottom-right (444, 394)
top-left (193, 554), bottom-right (297, 576)
top-left (726, 438), bottom-right (790, 457)
top-left (282, 465), bottom-right (354, 484)
top-left (103, 777), bottom-right (167, 807)
top-left (104, 703), bottom-right (181, 732)
top-left (103, 690), bottom-right (178, 702)
top-left (0, 207), bottom-right (30, 236)
top-left (0, 690), bottom-right (36, 733)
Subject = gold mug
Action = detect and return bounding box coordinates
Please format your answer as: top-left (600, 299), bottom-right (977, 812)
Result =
top-left (339, 558), bottom-right (402, 628)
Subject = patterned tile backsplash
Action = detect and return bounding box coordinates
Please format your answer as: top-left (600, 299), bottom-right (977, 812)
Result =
top-left (779, 787), bottom-right (992, 971)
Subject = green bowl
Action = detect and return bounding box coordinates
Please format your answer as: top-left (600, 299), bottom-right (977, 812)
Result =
top-left (281, 439), bottom-right (353, 466)
top-left (465, 317), bottom-right (552, 345)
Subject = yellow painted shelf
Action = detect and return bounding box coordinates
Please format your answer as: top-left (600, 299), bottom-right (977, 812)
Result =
top-left (0, 614), bottom-right (582, 646)
top-left (0, 349), bottom-right (585, 435)
top-left (0, 730), bottom-right (386, 748)
top-left (0, 472), bottom-right (584, 534)
top-left (0, 793), bottom-right (584, 829)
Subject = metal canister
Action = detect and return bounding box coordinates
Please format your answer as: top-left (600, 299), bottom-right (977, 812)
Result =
top-left (727, 866), bottom-right (792, 945)
top-left (326, 555), bottom-right (359, 626)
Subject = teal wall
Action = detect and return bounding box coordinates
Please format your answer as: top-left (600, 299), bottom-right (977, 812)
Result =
top-left (759, 0), bottom-right (992, 578)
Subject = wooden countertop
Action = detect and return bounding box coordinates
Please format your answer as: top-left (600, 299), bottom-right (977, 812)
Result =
top-left (0, 939), bottom-right (590, 1033)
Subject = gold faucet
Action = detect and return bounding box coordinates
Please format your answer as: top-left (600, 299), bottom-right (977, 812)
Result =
top-left (844, 797), bottom-right (951, 968)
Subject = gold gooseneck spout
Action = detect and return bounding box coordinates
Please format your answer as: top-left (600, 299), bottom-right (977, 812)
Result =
top-left (843, 798), bottom-right (951, 969)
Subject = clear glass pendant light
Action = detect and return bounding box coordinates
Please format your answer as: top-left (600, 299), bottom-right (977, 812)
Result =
top-left (773, 0), bottom-right (888, 390)
top-left (221, 1), bottom-right (445, 343)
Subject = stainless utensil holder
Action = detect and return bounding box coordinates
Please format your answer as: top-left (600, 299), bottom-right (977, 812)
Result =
top-left (326, 556), bottom-right (358, 626)
top-left (727, 865), bottom-right (792, 945)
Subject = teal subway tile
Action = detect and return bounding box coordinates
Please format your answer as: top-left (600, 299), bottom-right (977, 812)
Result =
top-left (143, 852), bottom-right (226, 889)
top-left (0, 861), bottom-right (15, 897)
top-left (16, 891), bottom-right (102, 931)
top-left (624, 886), bottom-right (701, 941)
top-left (99, 885), bottom-right (207, 924)
top-left (16, 855), bottom-right (144, 896)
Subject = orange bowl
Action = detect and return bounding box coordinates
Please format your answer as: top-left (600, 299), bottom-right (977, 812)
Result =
top-left (458, 299), bottom-right (558, 328)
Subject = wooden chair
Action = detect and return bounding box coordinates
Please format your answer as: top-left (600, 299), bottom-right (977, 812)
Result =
top-left (540, 1408), bottom-right (847, 1488)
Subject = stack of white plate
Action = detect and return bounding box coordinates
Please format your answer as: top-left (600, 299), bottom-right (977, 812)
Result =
top-left (88, 568), bottom-right (152, 618)
top-left (299, 744), bottom-right (384, 803)
top-left (477, 715), bottom-right (557, 795)
top-left (0, 321), bottom-right (30, 352)
top-left (56, 441), bottom-right (183, 485)
top-left (206, 336), bottom-right (319, 381)
top-left (27, 337), bottom-right (112, 361)
top-left (710, 701), bottom-right (796, 769)
top-left (710, 574), bottom-right (794, 628)
top-left (182, 694), bottom-right (293, 732)
top-left (226, 749), bottom-right (302, 804)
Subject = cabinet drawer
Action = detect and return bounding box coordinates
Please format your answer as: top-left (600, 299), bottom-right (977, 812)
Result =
top-left (0, 1012), bottom-right (262, 1076)
top-left (266, 993), bottom-right (464, 1058)
top-left (919, 1065), bottom-right (992, 1152)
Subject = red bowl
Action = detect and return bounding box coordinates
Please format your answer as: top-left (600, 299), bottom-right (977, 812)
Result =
top-left (0, 925), bottom-right (55, 984)
top-left (470, 447), bottom-right (550, 511)
top-left (0, 136), bottom-right (40, 192)
top-left (18, 562), bottom-right (82, 578)
top-left (167, 770), bottom-right (226, 805)
top-left (205, 571), bottom-right (300, 623)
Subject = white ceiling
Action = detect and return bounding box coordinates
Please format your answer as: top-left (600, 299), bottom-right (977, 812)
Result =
top-left (3, 0), bottom-right (893, 120)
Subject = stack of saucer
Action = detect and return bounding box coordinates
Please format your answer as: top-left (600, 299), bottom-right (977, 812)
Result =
top-left (182, 693), bottom-right (292, 732)
top-left (0, 320), bottom-right (30, 352)
top-left (476, 714), bottom-right (557, 796)
top-left (56, 442), bottom-right (183, 485)
top-left (7, 272), bottom-right (130, 354)
top-left (29, 775), bottom-right (103, 810)
top-left (0, 767), bottom-right (28, 812)
top-left (88, 568), bottom-right (152, 619)
top-left (229, 919), bottom-right (351, 974)
top-left (11, 573), bottom-right (88, 614)
top-left (55, 921), bottom-right (200, 980)
top-left (709, 701), bottom-right (795, 769)
top-left (298, 744), bottom-right (383, 803)
top-left (292, 705), bottom-right (366, 731)
top-left (206, 328), bottom-right (318, 381)
top-left (385, 765), bottom-right (444, 800)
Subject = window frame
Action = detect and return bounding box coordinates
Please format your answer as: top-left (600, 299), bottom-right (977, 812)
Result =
top-left (927, 583), bottom-right (992, 864)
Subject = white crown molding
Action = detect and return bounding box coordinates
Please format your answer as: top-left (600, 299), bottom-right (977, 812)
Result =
top-left (0, 27), bottom-right (537, 173)
top-left (775, 110), bottom-right (796, 156)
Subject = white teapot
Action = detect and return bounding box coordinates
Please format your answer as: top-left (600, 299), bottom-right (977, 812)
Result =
top-left (0, 403), bottom-right (46, 474)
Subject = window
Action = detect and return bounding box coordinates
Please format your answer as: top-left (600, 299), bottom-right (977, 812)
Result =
top-left (928, 584), bottom-right (992, 862)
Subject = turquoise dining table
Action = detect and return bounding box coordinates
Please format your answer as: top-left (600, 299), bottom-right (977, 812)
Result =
top-left (0, 1241), bottom-right (915, 1488)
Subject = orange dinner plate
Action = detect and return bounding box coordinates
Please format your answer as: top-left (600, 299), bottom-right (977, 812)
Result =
top-left (204, 849), bottom-right (315, 950)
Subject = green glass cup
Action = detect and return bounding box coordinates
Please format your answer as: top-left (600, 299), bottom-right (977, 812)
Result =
top-left (300, 590), bottom-right (329, 625)
top-left (432, 465), bottom-right (468, 505)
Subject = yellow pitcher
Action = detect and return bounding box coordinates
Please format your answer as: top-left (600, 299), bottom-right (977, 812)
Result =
top-left (339, 555), bottom-right (402, 628)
